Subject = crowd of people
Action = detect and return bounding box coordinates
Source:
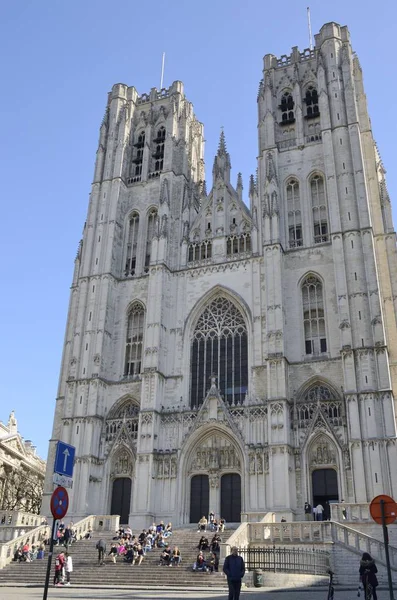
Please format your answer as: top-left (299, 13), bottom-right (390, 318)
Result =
top-left (96, 521), bottom-right (176, 566)
top-left (13, 541), bottom-right (46, 562)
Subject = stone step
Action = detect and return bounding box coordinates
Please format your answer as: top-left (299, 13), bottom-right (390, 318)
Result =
top-left (0, 527), bottom-right (228, 589)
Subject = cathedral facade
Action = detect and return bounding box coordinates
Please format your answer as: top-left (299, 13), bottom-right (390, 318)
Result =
top-left (43, 22), bottom-right (397, 526)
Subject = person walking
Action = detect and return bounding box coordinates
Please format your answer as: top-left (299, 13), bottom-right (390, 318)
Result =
top-left (359, 552), bottom-right (379, 600)
top-left (64, 552), bottom-right (73, 586)
top-left (96, 539), bottom-right (106, 565)
top-left (315, 503), bottom-right (324, 521)
top-left (223, 546), bottom-right (245, 600)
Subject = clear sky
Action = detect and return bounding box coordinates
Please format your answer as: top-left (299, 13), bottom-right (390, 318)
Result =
top-left (1, 0), bottom-right (396, 460)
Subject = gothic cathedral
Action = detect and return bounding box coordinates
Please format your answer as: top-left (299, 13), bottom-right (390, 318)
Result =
top-left (43, 22), bottom-right (397, 526)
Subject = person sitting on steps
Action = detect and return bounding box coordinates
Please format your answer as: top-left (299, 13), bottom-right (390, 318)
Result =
top-left (159, 545), bottom-right (171, 566)
top-left (197, 516), bottom-right (208, 532)
top-left (197, 535), bottom-right (209, 551)
top-left (170, 545), bottom-right (181, 566)
top-left (193, 550), bottom-right (207, 571)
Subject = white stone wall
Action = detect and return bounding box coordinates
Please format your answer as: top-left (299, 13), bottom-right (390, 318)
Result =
top-left (43, 22), bottom-right (397, 526)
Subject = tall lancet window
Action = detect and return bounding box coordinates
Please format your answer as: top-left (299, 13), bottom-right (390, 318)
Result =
top-left (153, 126), bottom-right (165, 172)
top-left (143, 209), bottom-right (158, 273)
top-left (134, 131), bottom-right (145, 177)
top-left (311, 175), bottom-right (329, 243)
top-left (124, 303), bottom-right (145, 377)
top-left (124, 212), bottom-right (139, 277)
top-left (302, 275), bottom-right (327, 355)
top-left (190, 297), bottom-right (248, 408)
top-left (286, 178), bottom-right (302, 248)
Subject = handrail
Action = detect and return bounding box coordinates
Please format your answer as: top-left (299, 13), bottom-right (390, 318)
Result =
top-left (0, 514), bottom-right (96, 570)
top-left (0, 524), bottom-right (50, 569)
top-left (331, 521), bottom-right (397, 570)
top-left (0, 510), bottom-right (47, 528)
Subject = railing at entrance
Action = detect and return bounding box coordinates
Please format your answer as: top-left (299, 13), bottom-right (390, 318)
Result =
top-left (248, 521), bottom-right (333, 544)
top-left (239, 545), bottom-right (330, 574)
top-left (330, 503), bottom-right (370, 522)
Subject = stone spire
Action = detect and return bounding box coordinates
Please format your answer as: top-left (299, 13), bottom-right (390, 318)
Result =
top-left (237, 172), bottom-right (243, 202)
top-left (212, 129), bottom-right (231, 184)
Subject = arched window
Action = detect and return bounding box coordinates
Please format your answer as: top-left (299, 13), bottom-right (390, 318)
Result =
top-left (305, 86), bottom-right (319, 117)
top-left (105, 400), bottom-right (139, 442)
top-left (302, 275), bottom-right (327, 355)
top-left (124, 303), bottom-right (145, 377)
top-left (280, 91), bottom-right (295, 124)
top-left (311, 175), bottom-right (329, 243)
top-left (143, 209), bottom-right (157, 273)
top-left (293, 383), bottom-right (342, 427)
top-left (124, 212), bottom-right (139, 277)
top-left (190, 297), bottom-right (248, 407)
top-left (153, 127), bottom-right (165, 172)
top-left (286, 179), bottom-right (302, 248)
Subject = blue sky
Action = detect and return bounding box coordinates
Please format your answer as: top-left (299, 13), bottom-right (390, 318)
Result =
top-left (1, 0), bottom-right (396, 460)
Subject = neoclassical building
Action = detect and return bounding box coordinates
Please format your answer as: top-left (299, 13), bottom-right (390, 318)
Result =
top-left (43, 22), bottom-right (397, 526)
top-left (0, 412), bottom-right (46, 514)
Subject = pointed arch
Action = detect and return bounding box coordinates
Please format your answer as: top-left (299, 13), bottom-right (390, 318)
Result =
top-left (285, 176), bottom-right (302, 248)
top-left (185, 285), bottom-right (252, 337)
top-left (307, 172), bottom-right (329, 244)
top-left (187, 290), bottom-right (250, 407)
top-left (124, 211), bottom-right (140, 277)
top-left (300, 273), bottom-right (327, 356)
top-left (124, 302), bottom-right (145, 377)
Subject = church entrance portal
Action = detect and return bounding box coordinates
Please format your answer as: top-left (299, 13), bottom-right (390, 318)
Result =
top-left (111, 477), bottom-right (131, 524)
top-left (221, 473), bottom-right (241, 522)
top-left (312, 468), bottom-right (338, 510)
top-left (190, 475), bottom-right (209, 523)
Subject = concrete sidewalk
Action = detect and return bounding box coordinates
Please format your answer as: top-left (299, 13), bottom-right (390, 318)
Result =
top-left (0, 585), bottom-right (393, 600)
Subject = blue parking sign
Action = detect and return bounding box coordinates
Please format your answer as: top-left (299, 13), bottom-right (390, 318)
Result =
top-left (54, 441), bottom-right (75, 478)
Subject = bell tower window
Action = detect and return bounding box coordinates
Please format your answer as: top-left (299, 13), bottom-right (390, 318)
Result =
top-left (132, 131), bottom-right (145, 179)
top-left (304, 86), bottom-right (319, 118)
top-left (152, 127), bottom-right (165, 172)
top-left (280, 91), bottom-right (295, 124)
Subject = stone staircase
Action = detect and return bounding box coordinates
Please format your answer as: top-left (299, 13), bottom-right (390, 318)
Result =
top-left (0, 527), bottom-right (228, 588)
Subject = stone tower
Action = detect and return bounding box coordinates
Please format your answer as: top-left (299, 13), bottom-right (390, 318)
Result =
top-left (43, 23), bottom-right (397, 525)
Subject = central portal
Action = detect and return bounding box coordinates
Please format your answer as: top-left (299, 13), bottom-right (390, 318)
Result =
top-left (312, 468), bottom-right (338, 507)
top-left (110, 477), bottom-right (132, 524)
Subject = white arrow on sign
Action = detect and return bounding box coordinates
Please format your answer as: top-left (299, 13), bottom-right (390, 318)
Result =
top-left (63, 448), bottom-right (70, 472)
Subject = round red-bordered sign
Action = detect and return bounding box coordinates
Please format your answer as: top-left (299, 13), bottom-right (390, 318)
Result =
top-left (369, 494), bottom-right (397, 525)
top-left (50, 486), bottom-right (69, 520)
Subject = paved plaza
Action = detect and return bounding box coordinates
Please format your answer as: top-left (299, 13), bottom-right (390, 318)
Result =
top-left (0, 587), bottom-right (395, 600)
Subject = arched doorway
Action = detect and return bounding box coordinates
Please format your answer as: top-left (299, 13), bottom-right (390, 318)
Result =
top-left (221, 473), bottom-right (241, 522)
top-left (190, 475), bottom-right (209, 523)
top-left (312, 468), bottom-right (338, 508)
top-left (111, 477), bottom-right (132, 524)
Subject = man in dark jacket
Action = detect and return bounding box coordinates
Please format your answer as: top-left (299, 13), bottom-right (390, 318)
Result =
top-left (96, 539), bottom-right (106, 565)
top-left (223, 546), bottom-right (245, 600)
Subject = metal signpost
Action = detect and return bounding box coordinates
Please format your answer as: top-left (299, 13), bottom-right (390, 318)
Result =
top-left (42, 441), bottom-right (75, 600)
top-left (369, 494), bottom-right (397, 600)
top-left (43, 486), bottom-right (69, 600)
